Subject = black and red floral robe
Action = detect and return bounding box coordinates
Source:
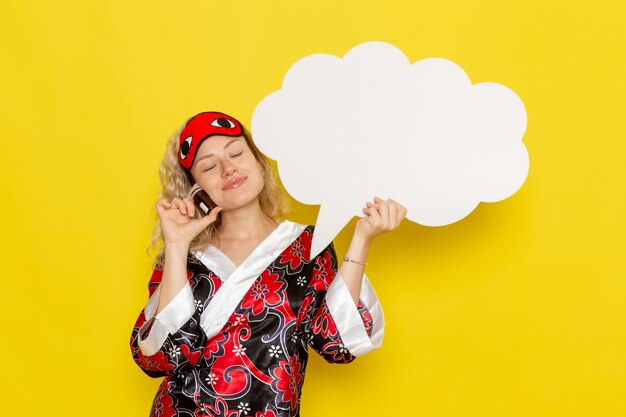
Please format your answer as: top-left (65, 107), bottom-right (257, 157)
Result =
top-left (130, 221), bottom-right (384, 417)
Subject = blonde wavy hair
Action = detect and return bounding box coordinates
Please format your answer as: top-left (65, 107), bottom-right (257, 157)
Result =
top-left (148, 121), bottom-right (289, 268)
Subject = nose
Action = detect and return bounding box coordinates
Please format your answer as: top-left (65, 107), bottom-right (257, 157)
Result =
top-left (222, 161), bottom-right (237, 177)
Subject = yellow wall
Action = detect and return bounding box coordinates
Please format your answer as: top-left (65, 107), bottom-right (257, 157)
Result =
top-left (1, 1), bottom-right (625, 416)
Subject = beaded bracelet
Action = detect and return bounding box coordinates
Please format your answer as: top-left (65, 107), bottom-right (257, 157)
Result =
top-left (343, 256), bottom-right (367, 266)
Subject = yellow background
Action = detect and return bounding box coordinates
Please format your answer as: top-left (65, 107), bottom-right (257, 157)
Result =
top-left (1, 0), bottom-right (625, 416)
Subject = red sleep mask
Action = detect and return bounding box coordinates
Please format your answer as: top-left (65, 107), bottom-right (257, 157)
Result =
top-left (178, 112), bottom-right (244, 170)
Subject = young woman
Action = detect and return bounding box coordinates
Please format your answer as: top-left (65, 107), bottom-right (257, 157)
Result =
top-left (130, 111), bottom-right (406, 417)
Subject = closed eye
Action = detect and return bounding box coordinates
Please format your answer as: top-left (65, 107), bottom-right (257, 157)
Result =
top-left (202, 151), bottom-right (242, 171)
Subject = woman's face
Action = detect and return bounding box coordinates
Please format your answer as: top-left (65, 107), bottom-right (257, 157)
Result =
top-left (189, 135), bottom-right (264, 211)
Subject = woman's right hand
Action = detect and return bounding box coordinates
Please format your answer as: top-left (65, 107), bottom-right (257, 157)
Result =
top-left (156, 195), bottom-right (222, 248)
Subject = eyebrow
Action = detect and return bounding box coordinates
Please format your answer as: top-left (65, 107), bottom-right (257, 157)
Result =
top-left (194, 139), bottom-right (240, 166)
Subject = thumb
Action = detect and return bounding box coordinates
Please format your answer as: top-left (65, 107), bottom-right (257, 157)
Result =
top-left (197, 206), bottom-right (222, 228)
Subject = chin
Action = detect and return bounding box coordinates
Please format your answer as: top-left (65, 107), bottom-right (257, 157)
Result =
top-left (220, 192), bottom-right (263, 210)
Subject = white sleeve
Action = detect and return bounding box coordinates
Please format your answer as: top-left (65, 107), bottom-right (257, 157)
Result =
top-left (325, 272), bottom-right (385, 357)
top-left (137, 282), bottom-right (196, 356)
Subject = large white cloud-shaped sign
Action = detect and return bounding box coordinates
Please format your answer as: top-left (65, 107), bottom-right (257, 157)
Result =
top-left (252, 41), bottom-right (529, 258)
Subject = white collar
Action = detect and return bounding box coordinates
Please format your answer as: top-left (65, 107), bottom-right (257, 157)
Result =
top-left (195, 220), bottom-right (308, 341)
top-left (192, 220), bottom-right (307, 281)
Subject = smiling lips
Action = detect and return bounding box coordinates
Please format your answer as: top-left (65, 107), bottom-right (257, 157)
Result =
top-left (223, 177), bottom-right (247, 190)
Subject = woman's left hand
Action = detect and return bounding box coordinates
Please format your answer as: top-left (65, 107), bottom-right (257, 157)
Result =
top-left (356, 197), bottom-right (407, 242)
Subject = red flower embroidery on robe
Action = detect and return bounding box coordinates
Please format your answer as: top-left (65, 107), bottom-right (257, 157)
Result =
top-left (241, 271), bottom-right (285, 316)
top-left (194, 396), bottom-right (240, 417)
top-left (271, 355), bottom-right (303, 411)
top-left (277, 229), bottom-right (311, 272)
top-left (311, 250), bottom-right (334, 291)
top-left (311, 299), bottom-right (338, 338)
top-left (254, 407), bottom-right (277, 417)
top-left (138, 350), bottom-right (175, 373)
top-left (152, 380), bottom-right (176, 417)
